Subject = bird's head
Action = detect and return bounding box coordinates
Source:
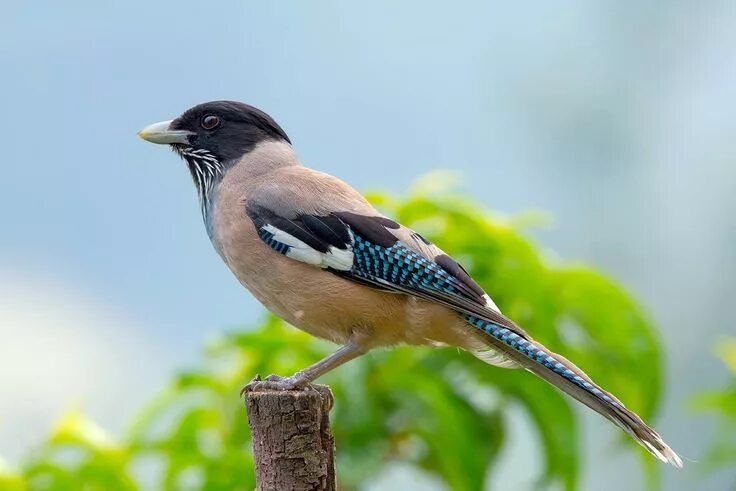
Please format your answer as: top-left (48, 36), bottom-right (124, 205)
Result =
top-left (138, 101), bottom-right (291, 216)
top-left (138, 100), bottom-right (290, 166)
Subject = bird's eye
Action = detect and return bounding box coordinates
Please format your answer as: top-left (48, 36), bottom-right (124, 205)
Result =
top-left (201, 115), bottom-right (220, 130)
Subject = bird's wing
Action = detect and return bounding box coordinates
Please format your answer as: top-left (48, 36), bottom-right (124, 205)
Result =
top-left (246, 167), bottom-right (520, 329)
top-left (245, 168), bottom-right (682, 467)
top-left (246, 202), bottom-right (527, 339)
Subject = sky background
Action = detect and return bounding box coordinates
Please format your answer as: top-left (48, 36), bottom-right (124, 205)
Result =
top-left (2, 1), bottom-right (735, 489)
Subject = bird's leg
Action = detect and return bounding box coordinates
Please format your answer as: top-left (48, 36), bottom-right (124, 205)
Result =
top-left (241, 338), bottom-right (367, 394)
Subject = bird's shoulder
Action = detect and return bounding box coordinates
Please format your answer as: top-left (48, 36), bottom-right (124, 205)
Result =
top-left (248, 166), bottom-right (375, 219)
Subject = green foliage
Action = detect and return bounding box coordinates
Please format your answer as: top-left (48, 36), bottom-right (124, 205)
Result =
top-left (9, 412), bottom-right (137, 491)
top-left (5, 176), bottom-right (666, 490)
top-left (692, 339), bottom-right (736, 483)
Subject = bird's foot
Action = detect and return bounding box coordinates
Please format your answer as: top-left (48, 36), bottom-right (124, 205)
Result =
top-left (240, 374), bottom-right (308, 397)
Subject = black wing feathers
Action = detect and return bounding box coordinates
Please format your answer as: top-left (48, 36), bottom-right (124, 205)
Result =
top-left (272, 215), bottom-right (330, 252)
top-left (302, 215), bottom-right (351, 250)
top-left (435, 254), bottom-right (486, 300)
top-left (248, 204), bottom-right (352, 253)
top-left (334, 211), bottom-right (400, 248)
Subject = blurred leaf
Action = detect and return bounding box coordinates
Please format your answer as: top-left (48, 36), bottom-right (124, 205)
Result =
top-left (20, 411), bottom-right (136, 491)
top-left (50, 411), bottom-right (117, 450)
top-left (0, 457), bottom-right (26, 491)
top-left (718, 339), bottom-right (736, 374)
top-left (692, 339), bottom-right (736, 484)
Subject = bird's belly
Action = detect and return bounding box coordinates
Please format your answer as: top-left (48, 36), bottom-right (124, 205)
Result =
top-left (232, 252), bottom-right (410, 344)
top-left (213, 222), bottom-right (391, 343)
top-left (244, 265), bottom-right (479, 352)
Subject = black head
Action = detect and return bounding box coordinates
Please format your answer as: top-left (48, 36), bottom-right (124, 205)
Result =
top-left (170, 101), bottom-right (290, 162)
top-left (139, 101), bottom-right (290, 217)
top-left (139, 100), bottom-right (289, 162)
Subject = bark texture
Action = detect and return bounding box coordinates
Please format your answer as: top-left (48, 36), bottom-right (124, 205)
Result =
top-left (245, 385), bottom-right (336, 491)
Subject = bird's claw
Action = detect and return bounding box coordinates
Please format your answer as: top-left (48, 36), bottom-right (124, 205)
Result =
top-left (240, 374), bottom-right (261, 397)
top-left (240, 374), bottom-right (307, 397)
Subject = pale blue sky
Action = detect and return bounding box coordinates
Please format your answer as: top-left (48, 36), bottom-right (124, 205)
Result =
top-left (2, 1), bottom-right (735, 489)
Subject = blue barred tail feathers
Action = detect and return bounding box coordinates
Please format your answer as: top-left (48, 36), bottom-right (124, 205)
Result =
top-left (467, 316), bottom-right (683, 468)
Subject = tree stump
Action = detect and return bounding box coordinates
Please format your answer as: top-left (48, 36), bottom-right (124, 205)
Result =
top-left (245, 385), bottom-right (336, 491)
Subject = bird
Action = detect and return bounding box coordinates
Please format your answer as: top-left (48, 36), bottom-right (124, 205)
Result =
top-left (138, 100), bottom-right (682, 467)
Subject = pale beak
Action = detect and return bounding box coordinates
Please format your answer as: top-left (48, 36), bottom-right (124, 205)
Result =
top-left (137, 120), bottom-right (195, 144)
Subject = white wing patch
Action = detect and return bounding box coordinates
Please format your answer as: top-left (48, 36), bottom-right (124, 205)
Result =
top-left (323, 245), bottom-right (354, 270)
top-left (263, 224), bottom-right (322, 264)
top-left (262, 224), bottom-right (354, 271)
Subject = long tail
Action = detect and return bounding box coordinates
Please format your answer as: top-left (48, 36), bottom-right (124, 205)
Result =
top-left (466, 315), bottom-right (683, 468)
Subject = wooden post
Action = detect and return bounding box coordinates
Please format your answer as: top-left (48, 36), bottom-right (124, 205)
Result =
top-left (245, 384), bottom-right (336, 491)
